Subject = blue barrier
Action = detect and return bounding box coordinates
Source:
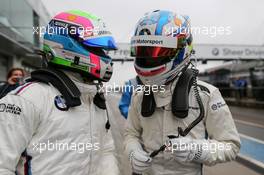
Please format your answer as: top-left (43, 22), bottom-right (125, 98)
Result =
top-left (240, 135), bottom-right (264, 163)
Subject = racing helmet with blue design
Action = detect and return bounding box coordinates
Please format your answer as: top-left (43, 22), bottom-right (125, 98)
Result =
top-left (43, 10), bottom-right (117, 82)
top-left (131, 10), bottom-right (193, 86)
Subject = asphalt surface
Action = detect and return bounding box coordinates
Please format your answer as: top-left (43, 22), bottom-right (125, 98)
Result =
top-left (230, 106), bottom-right (264, 126)
top-left (235, 122), bottom-right (264, 141)
top-left (230, 106), bottom-right (264, 141)
top-left (204, 161), bottom-right (261, 175)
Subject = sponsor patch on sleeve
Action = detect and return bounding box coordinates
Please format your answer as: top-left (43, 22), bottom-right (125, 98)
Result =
top-left (211, 101), bottom-right (226, 111)
top-left (0, 103), bottom-right (22, 115)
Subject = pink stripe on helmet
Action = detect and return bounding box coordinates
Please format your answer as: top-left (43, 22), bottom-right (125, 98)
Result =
top-left (54, 12), bottom-right (94, 30)
top-left (90, 53), bottom-right (101, 78)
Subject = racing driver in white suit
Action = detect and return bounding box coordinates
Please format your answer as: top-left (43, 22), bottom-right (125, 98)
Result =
top-left (124, 10), bottom-right (241, 175)
top-left (0, 10), bottom-right (120, 175)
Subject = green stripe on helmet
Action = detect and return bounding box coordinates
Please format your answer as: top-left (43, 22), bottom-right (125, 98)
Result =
top-left (50, 57), bottom-right (89, 72)
top-left (67, 10), bottom-right (99, 20)
top-left (43, 45), bottom-right (89, 72)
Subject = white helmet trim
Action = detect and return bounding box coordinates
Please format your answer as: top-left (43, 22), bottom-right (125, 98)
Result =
top-left (131, 35), bottom-right (178, 48)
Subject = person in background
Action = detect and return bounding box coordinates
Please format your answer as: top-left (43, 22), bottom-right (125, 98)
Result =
top-left (0, 68), bottom-right (25, 99)
top-left (119, 76), bottom-right (142, 119)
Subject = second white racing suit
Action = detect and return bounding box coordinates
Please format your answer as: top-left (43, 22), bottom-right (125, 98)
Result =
top-left (124, 79), bottom-right (241, 175)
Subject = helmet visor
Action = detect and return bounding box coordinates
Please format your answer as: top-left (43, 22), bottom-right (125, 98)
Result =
top-left (135, 56), bottom-right (172, 68)
top-left (83, 36), bottom-right (118, 50)
top-left (131, 46), bottom-right (178, 58)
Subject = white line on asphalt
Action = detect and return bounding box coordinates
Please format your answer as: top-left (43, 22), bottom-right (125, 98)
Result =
top-left (240, 133), bottom-right (264, 145)
top-left (238, 154), bottom-right (264, 170)
top-left (235, 119), bottom-right (264, 129)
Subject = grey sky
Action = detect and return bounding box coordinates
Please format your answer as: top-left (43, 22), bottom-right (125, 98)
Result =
top-left (41, 0), bottom-right (264, 85)
top-left (42, 0), bottom-right (264, 44)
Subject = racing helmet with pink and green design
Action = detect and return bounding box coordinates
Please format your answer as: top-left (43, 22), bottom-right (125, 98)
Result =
top-left (43, 10), bottom-right (117, 82)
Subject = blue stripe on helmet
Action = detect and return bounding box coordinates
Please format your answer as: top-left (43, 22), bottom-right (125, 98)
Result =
top-left (155, 11), bottom-right (170, 35)
top-left (83, 36), bottom-right (117, 50)
top-left (44, 33), bottom-right (89, 56)
top-left (173, 48), bottom-right (185, 66)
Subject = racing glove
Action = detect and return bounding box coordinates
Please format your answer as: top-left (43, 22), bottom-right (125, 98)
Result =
top-left (165, 137), bottom-right (210, 163)
top-left (129, 149), bottom-right (152, 174)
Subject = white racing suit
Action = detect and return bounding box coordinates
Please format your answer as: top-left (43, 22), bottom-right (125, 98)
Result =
top-left (0, 71), bottom-right (119, 175)
top-left (124, 80), bottom-right (241, 175)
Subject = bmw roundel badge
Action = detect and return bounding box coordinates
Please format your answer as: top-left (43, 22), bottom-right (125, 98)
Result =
top-left (54, 95), bottom-right (69, 111)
